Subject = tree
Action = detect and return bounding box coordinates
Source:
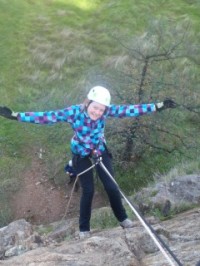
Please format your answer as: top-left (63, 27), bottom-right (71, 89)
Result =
top-left (98, 19), bottom-right (200, 173)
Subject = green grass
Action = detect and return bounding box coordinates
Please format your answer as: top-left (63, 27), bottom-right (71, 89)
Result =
top-left (0, 0), bottom-right (200, 225)
top-left (91, 205), bottom-right (136, 229)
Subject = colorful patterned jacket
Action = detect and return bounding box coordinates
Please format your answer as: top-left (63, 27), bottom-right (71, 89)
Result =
top-left (17, 103), bottom-right (156, 157)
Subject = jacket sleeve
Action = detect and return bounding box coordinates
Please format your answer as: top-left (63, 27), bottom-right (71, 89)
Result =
top-left (17, 105), bottom-right (78, 124)
top-left (107, 104), bottom-right (156, 118)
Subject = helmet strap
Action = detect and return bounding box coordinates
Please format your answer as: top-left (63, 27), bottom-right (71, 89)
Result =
top-left (85, 100), bottom-right (93, 110)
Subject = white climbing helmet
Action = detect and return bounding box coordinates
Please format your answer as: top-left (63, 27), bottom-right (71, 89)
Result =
top-left (87, 86), bottom-right (111, 106)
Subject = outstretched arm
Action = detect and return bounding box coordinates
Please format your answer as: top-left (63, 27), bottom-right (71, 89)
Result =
top-left (0, 105), bottom-right (79, 124)
top-left (107, 99), bottom-right (176, 118)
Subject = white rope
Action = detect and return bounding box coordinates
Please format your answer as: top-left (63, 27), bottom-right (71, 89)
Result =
top-left (99, 159), bottom-right (178, 266)
top-left (60, 155), bottom-right (179, 266)
top-left (62, 163), bottom-right (97, 220)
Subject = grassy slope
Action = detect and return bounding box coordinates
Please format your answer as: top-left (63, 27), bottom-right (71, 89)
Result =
top-left (0, 0), bottom-right (200, 224)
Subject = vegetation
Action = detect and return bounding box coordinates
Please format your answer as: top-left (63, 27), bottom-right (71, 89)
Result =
top-left (0, 0), bottom-right (200, 226)
top-left (91, 205), bottom-right (135, 230)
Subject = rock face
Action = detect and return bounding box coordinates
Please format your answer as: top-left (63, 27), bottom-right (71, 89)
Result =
top-left (0, 208), bottom-right (200, 266)
top-left (133, 174), bottom-right (200, 216)
top-left (0, 219), bottom-right (35, 259)
top-left (1, 174), bottom-right (200, 266)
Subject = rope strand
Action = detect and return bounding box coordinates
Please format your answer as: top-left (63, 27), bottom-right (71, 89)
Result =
top-left (99, 158), bottom-right (182, 266)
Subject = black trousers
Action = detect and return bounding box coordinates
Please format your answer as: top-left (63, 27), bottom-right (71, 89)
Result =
top-left (75, 151), bottom-right (127, 232)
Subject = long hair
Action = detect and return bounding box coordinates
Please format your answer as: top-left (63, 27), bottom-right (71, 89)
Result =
top-left (80, 99), bottom-right (92, 112)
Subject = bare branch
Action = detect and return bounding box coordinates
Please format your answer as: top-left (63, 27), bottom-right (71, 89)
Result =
top-left (138, 59), bottom-right (149, 101)
top-left (111, 35), bottom-right (145, 60)
top-left (176, 103), bottom-right (200, 114)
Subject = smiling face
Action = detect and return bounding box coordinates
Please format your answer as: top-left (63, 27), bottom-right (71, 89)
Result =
top-left (87, 101), bottom-right (106, 121)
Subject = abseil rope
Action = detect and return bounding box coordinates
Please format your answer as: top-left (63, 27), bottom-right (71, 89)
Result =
top-left (98, 157), bottom-right (182, 266)
top-left (62, 163), bottom-right (97, 221)
top-left (61, 154), bottom-right (182, 266)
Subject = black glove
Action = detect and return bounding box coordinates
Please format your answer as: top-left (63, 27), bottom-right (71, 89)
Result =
top-left (156, 98), bottom-right (177, 111)
top-left (0, 106), bottom-right (18, 120)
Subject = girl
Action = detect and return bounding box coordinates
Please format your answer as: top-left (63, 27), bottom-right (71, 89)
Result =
top-left (0, 86), bottom-right (176, 239)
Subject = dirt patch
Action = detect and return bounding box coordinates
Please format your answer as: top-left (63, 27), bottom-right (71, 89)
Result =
top-left (9, 155), bottom-right (107, 225)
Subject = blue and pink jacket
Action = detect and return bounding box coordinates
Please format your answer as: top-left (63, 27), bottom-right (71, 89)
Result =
top-left (17, 103), bottom-right (156, 157)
